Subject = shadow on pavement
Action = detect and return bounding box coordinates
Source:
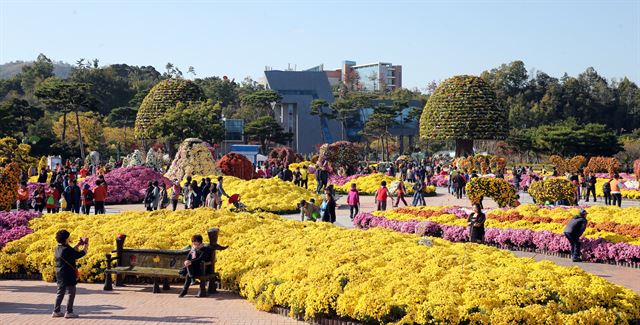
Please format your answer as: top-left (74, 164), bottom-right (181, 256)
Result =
top-left (82, 315), bottom-right (217, 323)
top-left (0, 285), bottom-right (111, 295)
top-left (0, 302), bottom-right (123, 315)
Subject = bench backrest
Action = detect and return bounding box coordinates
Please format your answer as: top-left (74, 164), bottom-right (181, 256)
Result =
top-left (114, 228), bottom-right (223, 275)
top-left (119, 249), bottom-right (186, 270)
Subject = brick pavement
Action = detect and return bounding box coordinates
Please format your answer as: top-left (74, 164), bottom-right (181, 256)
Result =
top-left (0, 280), bottom-right (304, 325)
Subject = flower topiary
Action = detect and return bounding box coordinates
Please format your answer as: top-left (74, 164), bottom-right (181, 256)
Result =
top-left (528, 178), bottom-right (576, 205)
top-left (465, 177), bottom-right (518, 208)
top-left (317, 141), bottom-right (359, 174)
top-left (419, 75), bottom-right (507, 157)
top-left (0, 163), bottom-right (21, 211)
top-left (165, 138), bottom-right (218, 181)
top-left (584, 156), bottom-right (619, 176)
top-left (134, 79), bottom-right (206, 139)
top-left (218, 153), bottom-right (255, 180)
top-left (549, 155), bottom-right (585, 175)
top-left (267, 147), bottom-right (302, 167)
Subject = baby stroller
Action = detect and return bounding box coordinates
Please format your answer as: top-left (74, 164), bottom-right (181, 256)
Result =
top-left (228, 194), bottom-right (248, 212)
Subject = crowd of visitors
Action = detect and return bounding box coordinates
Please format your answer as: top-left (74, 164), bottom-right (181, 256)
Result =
top-left (16, 161), bottom-right (109, 215)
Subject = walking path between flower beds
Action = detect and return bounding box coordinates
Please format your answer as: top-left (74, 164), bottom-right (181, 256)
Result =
top-left (0, 280), bottom-right (305, 325)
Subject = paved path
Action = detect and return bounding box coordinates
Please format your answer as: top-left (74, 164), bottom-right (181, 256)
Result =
top-left (0, 280), bottom-right (304, 325)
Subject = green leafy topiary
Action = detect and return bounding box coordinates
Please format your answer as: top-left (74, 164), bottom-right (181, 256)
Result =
top-left (134, 79), bottom-right (205, 139)
top-left (420, 75), bottom-right (507, 156)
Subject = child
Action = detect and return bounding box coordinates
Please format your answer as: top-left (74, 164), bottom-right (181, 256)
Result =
top-left (16, 182), bottom-right (30, 211)
top-left (375, 181), bottom-right (389, 211)
top-left (347, 183), bottom-right (360, 220)
top-left (81, 184), bottom-right (93, 215)
top-left (393, 180), bottom-right (407, 207)
top-left (53, 229), bottom-right (88, 318)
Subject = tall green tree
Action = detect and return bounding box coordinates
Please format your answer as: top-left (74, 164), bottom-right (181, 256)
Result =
top-left (151, 100), bottom-right (224, 146)
top-left (35, 80), bottom-right (95, 159)
top-left (107, 107), bottom-right (138, 148)
top-left (244, 116), bottom-right (293, 153)
top-left (310, 99), bottom-right (336, 143)
top-left (0, 98), bottom-right (43, 139)
top-left (19, 54), bottom-right (54, 94)
top-left (530, 119), bottom-right (621, 157)
top-left (236, 90), bottom-right (282, 120)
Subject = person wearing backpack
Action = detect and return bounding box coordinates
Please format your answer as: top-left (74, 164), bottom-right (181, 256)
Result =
top-left (602, 179), bottom-right (612, 206)
top-left (81, 184), bottom-right (94, 215)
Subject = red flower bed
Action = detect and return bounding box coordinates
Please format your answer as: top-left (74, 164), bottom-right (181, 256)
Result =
top-left (218, 153), bottom-right (255, 180)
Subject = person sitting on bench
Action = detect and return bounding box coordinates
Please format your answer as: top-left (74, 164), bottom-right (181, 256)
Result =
top-left (178, 234), bottom-right (211, 297)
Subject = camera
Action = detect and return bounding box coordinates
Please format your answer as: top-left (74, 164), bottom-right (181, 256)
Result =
top-left (79, 237), bottom-right (88, 245)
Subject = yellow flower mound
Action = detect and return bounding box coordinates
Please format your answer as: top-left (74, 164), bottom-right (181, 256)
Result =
top-left (1, 209), bottom-right (639, 323)
top-left (334, 173), bottom-right (400, 195)
top-left (188, 175), bottom-right (321, 213)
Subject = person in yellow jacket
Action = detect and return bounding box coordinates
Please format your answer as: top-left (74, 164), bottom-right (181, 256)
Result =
top-left (610, 174), bottom-right (622, 207)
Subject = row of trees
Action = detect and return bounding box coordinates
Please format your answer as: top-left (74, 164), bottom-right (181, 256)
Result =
top-left (0, 55), bottom-right (638, 162)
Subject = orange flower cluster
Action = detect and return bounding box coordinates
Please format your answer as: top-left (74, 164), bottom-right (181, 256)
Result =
top-left (549, 155), bottom-right (585, 174)
top-left (584, 156), bottom-right (619, 176)
top-left (0, 162), bottom-right (21, 211)
top-left (454, 155), bottom-right (507, 174)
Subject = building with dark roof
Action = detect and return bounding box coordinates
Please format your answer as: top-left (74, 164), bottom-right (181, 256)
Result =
top-left (264, 70), bottom-right (344, 154)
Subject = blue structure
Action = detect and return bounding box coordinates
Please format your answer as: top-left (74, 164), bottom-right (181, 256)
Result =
top-left (229, 144), bottom-right (261, 165)
top-left (264, 70), bottom-right (343, 154)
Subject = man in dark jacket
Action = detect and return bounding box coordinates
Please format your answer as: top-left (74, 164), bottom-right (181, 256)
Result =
top-left (53, 229), bottom-right (88, 318)
top-left (64, 180), bottom-right (81, 213)
top-left (315, 167), bottom-right (328, 194)
top-left (563, 209), bottom-right (588, 262)
top-left (585, 172), bottom-right (597, 202)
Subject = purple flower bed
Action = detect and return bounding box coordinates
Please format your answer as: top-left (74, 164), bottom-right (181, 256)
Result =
top-left (81, 166), bottom-right (171, 204)
top-left (328, 174), bottom-right (365, 186)
top-left (353, 212), bottom-right (640, 265)
top-left (0, 211), bottom-right (40, 249)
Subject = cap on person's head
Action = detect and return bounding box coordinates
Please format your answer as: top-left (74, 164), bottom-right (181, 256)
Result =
top-left (579, 209), bottom-right (588, 216)
top-left (56, 229), bottom-right (70, 244)
top-left (83, 184), bottom-right (90, 189)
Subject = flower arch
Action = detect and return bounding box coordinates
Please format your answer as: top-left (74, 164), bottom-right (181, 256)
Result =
top-left (465, 177), bottom-right (518, 208)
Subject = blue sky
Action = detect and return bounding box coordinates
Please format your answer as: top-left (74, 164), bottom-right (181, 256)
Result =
top-left (1, 0), bottom-right (638, 90)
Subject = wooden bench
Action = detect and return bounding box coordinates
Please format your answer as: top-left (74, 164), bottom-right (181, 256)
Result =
top-left (103, 228), bottom-right (227, 296)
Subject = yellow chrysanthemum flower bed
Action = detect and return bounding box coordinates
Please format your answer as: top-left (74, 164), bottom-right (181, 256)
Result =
top-left (595, 178), bottom-right (640, 200)
top-left (187, 175), bottom-right (321, 213)
top-left (377, 205), bottom-right (640, 245)
top-left (1, 209), bottom-right (639, 323)
top-left (334, 173), bottom-right (402, 195)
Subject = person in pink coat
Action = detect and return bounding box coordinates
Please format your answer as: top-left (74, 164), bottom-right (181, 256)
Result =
top-left (347, 183), bottom-right (360, 220)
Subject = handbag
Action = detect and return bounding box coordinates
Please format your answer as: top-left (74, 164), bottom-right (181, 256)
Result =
top-left (59, 197), bottom-right (67, 210)
top-left (60, 256), bottom-right (80, 280)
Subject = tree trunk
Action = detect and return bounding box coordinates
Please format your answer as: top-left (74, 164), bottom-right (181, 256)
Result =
top-left (62, 112), bottom-right (67, 143)
top-left (123, 125), bottom-right (127, 152)
top-left (341, 120), bottom-right (346, 141)
top-left (75, 110), bottom-right (86, 161)
top-left (455, 139), bottom-right (474, 157)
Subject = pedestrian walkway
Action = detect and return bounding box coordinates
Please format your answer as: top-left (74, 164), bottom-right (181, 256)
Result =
top-left (0, 280), bottom-right (304, 325)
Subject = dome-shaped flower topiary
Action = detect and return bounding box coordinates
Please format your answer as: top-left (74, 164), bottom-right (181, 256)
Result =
top-left (134, 79), bottom-right (205, 139)
top-left (420, 75), bottom-right (507, 156)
